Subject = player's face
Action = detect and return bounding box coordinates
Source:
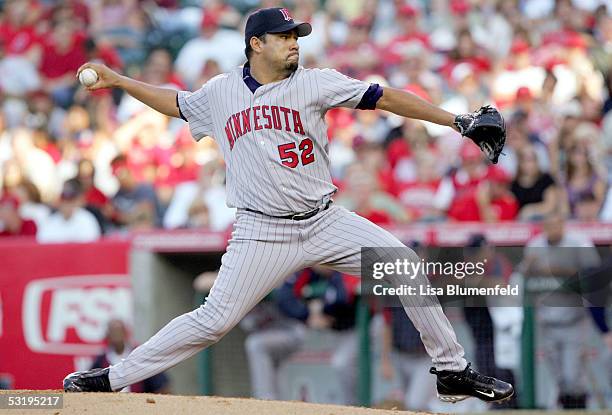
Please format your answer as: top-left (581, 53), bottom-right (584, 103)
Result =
top-left (263, 30), bottom-right (299, 72)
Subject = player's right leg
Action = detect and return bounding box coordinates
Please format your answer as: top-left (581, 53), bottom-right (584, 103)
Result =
top-left (64, 211), bottom-right (305, 392)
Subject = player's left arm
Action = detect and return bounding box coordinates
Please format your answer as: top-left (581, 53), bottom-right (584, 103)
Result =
top-left (375, 87), bottom-right (459, 131)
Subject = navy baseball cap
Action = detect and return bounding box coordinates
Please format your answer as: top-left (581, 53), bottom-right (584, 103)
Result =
top-left (245, 7), bottom-right (312, 44)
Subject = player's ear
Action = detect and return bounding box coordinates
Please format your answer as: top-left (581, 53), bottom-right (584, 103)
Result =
top-left (250, 34), bottom-right (266, 54)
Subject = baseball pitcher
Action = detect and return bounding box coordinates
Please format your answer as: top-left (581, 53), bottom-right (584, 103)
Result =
top-left (64, 8), bottom-right (511, 404)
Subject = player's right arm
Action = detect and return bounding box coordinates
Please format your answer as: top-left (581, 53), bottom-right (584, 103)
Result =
top-left (77, 62), bottom-right (181, 119)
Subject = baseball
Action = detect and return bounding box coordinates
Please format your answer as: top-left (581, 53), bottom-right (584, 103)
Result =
top-left (78, 68), bottom-right (98, 87)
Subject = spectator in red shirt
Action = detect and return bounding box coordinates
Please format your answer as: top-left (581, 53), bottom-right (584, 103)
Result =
top-left (385, 5), bottom-right (430, 65)
top-left (0, 0), bottom-right (45, 99)
top-left (77, 159), bottom-right (108, 207)
top-left (39, 19), bottom-right (87, 108)
top-left (432, 142), bottom-right (488, 215)
top-left (452, 143), bottom-right (490, 192)
top-left (326, 16), bottom-right (381, 79)
top-left (32, 127), bottom-right (61, 163)
top-left (439, 30), bottom-right (491, 83)
top-left (395, 151), bottom-right (444, 221)
top-left (541, 0), bottom-right (588, 50)
top-left (162, 127), bottom-right (200, 187)
top-left (112, 109), bottom-right (172, 189)
top-left (0, 0), bottom-right (43, 61)
top-left (0, 196), bottom-right (37, 237)
top-left (448, 166), bottom-right (519, 222)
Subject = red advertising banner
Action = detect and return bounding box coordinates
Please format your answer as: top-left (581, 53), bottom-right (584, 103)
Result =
top-left (0, 238), bottom-right (130, 389)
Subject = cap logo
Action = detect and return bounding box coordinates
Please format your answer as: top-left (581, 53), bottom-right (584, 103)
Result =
top-left (279, 8), bottom-right (292, 21)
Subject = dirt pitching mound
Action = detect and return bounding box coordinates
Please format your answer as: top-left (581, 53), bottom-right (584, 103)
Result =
top-left (2, 391), bottom-right (426, 415)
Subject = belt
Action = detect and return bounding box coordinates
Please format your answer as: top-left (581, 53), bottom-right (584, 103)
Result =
top-left (245, 200), bottom-right (333, 221)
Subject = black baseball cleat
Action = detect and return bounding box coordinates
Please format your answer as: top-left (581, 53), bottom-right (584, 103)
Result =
top-left (430, 363), bottom-right (514, 403)
top-left (63, 367), bottom-right (113, 392)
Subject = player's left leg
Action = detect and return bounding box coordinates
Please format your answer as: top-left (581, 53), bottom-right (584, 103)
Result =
top-left (301, 205), bottom-right (514, 403)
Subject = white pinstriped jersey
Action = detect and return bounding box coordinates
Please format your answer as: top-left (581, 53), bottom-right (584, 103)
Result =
top-left (177, 66), bottom-right (370, 216)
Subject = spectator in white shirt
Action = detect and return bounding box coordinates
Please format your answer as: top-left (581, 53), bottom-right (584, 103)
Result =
top-left (37, 179), bottom-right (101, 243)
top-left (174, 12), bottom-right (244, 89)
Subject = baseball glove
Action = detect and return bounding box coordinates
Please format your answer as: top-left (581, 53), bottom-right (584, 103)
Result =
top-left (454, 105), bottom-right (506, 164)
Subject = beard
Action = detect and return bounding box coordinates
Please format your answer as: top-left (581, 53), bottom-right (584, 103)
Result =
top-left (284, 59), bottom-right (298, 72)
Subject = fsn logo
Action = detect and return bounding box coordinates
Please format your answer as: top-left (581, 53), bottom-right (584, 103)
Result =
top-left (280, 8), bottom-right (292, 21)
top-left (22, 276), bottom-right (132, 355)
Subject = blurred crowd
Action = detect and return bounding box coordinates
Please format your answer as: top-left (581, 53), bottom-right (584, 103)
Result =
top-left (0, 0), bottom-right (611, 241)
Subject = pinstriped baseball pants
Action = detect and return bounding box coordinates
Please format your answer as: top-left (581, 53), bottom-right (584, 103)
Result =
top-left (108, 205), bottom-right (466, 391)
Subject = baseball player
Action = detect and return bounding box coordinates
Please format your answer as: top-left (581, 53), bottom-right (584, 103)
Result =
top-left (64, 7), bottom-right (512, 404)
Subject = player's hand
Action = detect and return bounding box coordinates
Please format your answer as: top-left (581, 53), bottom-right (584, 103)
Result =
top-left (76, 62), bottom-right (122, 91)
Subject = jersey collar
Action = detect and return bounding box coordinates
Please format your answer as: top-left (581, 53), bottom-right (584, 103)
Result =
top-left (242, 62), bottom-right (262, 94)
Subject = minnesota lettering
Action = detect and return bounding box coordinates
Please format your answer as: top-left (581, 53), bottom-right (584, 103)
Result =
top-left (224, 106), bottom-right (305, 149)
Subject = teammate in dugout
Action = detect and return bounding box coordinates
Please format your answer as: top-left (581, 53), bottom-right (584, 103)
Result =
top-left (63, 7), bottom-right (512, 404)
